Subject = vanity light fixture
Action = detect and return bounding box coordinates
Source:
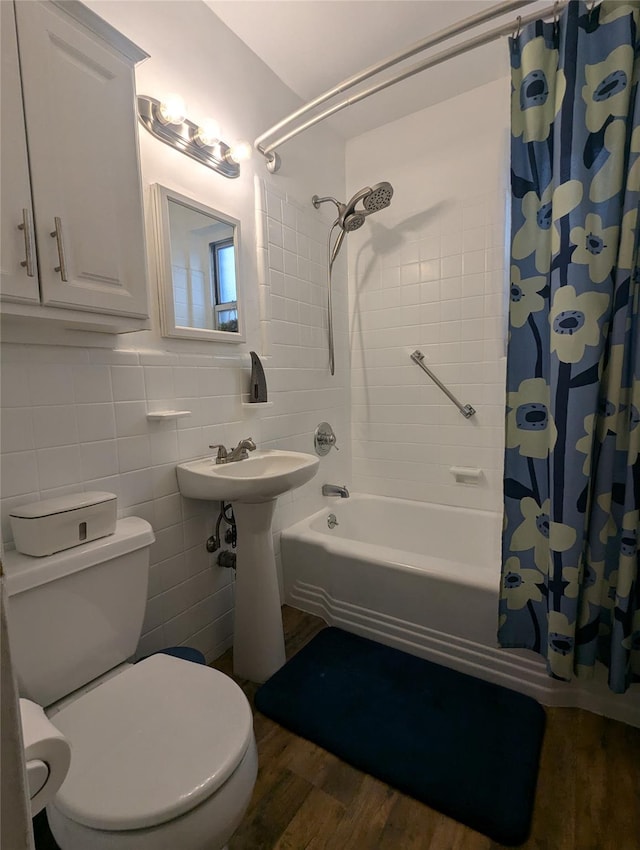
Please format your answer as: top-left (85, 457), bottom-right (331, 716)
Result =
top-left (137, 95), bottom-right (250, 178)
top-left (226, 139), bottom-right (252, 164)
top-left (193, 117), bottom-right (222, 148)
top-left (157, 93), bottom-right (186, 126)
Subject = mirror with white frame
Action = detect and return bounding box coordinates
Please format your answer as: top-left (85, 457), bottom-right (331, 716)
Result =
top-left (152, 184), bottom-right (244, 342)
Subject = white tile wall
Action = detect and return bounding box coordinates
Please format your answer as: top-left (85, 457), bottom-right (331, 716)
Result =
top-left (0, 345), bottom-right (240, 661)
top-left (1, 15), bottom-right (511, 671)
top-left (0, 0), bottom-right (349, 690)
top-left (255, 178), bottom-right (352, 566)
top-left (0, 181), bottom-right (350, 663)
top-left (346, 78), bottom-right (510, 512)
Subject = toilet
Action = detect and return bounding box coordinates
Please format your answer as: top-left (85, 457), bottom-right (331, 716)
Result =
top-left (4, 516), bottom-right (258, 850)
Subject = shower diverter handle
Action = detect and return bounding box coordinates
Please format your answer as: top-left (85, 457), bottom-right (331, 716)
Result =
top-left (321, 432), bottom-right (338, 449)
top-left (314, 422), bottom-right (339, 456)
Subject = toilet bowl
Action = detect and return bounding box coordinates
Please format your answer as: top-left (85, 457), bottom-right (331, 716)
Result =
top-left (4, 516), bottom-right (258, 850)
top-left (45, 655), bottom-right (258, 850)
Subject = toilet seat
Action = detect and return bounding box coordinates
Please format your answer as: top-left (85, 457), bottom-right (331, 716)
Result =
top-left (50, 654), bottom-right (253, 832)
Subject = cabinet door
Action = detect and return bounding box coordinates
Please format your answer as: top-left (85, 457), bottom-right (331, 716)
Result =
top-left (1, 1), bottom-right (40, 303)
top-left (14, 1), bottom-right (148, 318)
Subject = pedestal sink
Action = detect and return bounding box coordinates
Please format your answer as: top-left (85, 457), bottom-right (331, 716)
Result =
top-left (176, 450), bottom-right (319, 682)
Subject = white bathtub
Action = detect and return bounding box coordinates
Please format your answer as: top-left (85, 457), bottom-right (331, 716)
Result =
top-left (281, 493), bottom-right (640, 727)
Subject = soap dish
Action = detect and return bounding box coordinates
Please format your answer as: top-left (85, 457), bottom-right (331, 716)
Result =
top-left (146, 410), bottom-right (192, 421)
top-left (241, 398), bottom-right (273, 408)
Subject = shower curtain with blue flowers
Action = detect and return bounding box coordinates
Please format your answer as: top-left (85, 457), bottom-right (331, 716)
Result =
top-left (499, 1), bottom-right (640, 694)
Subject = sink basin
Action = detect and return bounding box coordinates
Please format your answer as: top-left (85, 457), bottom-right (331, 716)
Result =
top-left (176, 448), bottom-right (320, 682)
top-left (177, 449), bottom-right (319, 503)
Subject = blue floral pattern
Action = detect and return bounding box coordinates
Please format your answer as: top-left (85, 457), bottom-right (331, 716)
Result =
top-left (499, 1), bottom-right (640, 694)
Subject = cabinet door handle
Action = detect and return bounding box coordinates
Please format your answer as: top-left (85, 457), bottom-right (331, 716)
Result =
top-left (50, 217), bottom-right (68, 281)
top-left (18, 208), bottom-right (36, 278)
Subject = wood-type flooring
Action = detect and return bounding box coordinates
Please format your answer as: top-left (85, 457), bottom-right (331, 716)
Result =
top-left (32, 604), bottom-right (640, 849)
top-left (219, 606), bottom-right (640, 850)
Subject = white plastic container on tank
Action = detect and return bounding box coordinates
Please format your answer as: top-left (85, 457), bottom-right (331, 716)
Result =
top-left (4, 517), bottom-right (155, 708)
top-left (9, 491), bottom-right (117, 557)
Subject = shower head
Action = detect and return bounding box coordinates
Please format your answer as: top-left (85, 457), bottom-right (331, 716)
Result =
top-left (341, 182), bottom-right (393, 227)
top-left (313, 194), bottom-right (362, 232)
top-left (315, 180), bottom-right (393, 379)
top-left (313, 181), bottom-right (393, 234)
top-left (362, 181), bottom-right (393, 213)
top-left (343, 212), bottom-right (366, 232)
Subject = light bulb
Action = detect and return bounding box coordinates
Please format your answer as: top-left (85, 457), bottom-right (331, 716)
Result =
top-left (194, 118), bottom-right (221, 147)
top-left (227, 139), bottom-right (252, 164)
top-left (158, 94), bottom-right (186, 125)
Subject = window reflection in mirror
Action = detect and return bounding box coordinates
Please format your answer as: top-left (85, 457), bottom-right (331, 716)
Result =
top-left (210, 238), bottom-right (238, 331)
top-left (152, 184), bottom-right (243, 342)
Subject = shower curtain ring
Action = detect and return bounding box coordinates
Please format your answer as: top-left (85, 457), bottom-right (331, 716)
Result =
top-left (513, 15), bottom-right (522, 38)
top-left (552, 1), bottom-right (561, 38)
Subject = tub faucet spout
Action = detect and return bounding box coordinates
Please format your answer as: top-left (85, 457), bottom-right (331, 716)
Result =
top-left (322, 483), bottom-right (350, 498)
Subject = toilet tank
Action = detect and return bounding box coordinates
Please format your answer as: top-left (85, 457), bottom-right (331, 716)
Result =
top-left (4, 517), bottom-right (155, 708)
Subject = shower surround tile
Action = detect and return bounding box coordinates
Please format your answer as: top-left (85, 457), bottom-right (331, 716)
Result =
top-left (347, 78), bottom-right (509, 513)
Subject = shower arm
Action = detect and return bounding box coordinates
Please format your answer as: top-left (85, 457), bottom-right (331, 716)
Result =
top-left (312, 195), bottom-right (341, 211)
top-left (314, 192), bottom-right (369, 230)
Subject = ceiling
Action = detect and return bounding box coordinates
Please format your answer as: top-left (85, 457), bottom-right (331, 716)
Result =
top-left (205, 0), bottom-right (550, 140)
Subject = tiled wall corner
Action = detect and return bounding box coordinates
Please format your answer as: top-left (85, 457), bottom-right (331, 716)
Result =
top-left (256, 180), bottom-right (352, 585)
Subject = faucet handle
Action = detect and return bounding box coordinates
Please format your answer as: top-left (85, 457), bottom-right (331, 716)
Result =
top-left (314, 422), bottom-right (339, 455)
top-left (208, 444), bottom-right (228, 464)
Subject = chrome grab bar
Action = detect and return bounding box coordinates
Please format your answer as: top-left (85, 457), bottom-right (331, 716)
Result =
top-left (410, 350), bottom-right (476, 419)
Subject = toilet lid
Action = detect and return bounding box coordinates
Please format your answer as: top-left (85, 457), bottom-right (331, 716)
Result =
top-left (50, 655), bottom-right (254, 831)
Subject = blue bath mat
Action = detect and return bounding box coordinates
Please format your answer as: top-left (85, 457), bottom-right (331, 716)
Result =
top-left (255, 628), bottom-right (545, 846)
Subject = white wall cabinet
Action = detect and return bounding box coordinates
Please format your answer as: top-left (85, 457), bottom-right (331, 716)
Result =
top-left (0, 0), bottom-right (150, 335)
top-left (1, 0), bottom-right (40, 306)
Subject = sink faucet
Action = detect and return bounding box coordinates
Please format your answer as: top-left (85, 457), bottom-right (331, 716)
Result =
top-left (322, 483), bottom-right (350, 498)
top-left (209, 438), bottom-right (257, 464)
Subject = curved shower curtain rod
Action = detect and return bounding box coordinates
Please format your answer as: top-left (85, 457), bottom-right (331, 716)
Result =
top-left (255, 0), bottom-right (568, 172)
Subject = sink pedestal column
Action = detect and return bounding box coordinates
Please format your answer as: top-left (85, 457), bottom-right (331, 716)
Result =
top-left (232, 498), bottom-right (286, 682)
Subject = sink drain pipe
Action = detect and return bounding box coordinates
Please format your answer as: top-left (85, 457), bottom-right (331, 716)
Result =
top-left (207, 501), bottom-right (237, 569)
